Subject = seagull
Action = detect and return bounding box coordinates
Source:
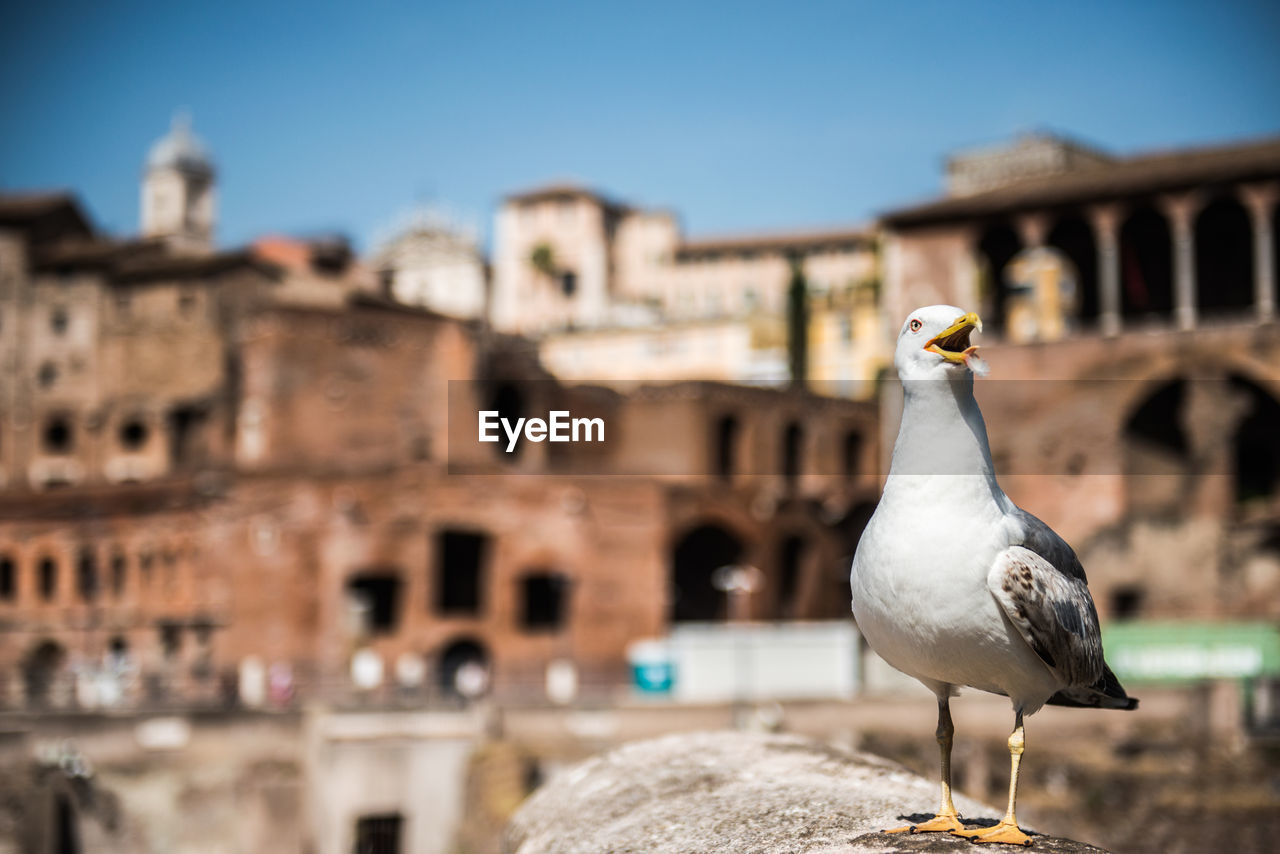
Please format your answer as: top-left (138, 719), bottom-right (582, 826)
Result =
top-left (850, 305), bottom-right (1136, 846)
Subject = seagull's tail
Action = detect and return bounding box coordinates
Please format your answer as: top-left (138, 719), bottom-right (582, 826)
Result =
top-left (1047, 662), bottom-right (1139, 711)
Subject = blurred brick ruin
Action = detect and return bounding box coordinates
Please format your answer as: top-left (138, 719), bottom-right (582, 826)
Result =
top-left (0, 121), bottom-right (1278, 853)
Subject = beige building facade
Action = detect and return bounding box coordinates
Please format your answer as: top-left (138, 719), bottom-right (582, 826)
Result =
top-left (491, 184), bottom-right (885, 393)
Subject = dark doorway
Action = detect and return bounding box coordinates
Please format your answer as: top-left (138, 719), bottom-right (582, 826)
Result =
top-left (168, 405), bottom-right (209, 471)
top-left (1196, 197), bottom-right (1255, 317)
top-left (23, 640), bottom-right (66, 707)
top-left (670, 524), bottom-right (744, 622)
top-left (353, 812), bottom-right (402, 854)
top-left (1119, 207), bottom-right (1174, 322)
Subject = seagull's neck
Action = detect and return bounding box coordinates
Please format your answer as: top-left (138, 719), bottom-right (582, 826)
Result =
top-left (886, 375), bottom-right (1004, 502)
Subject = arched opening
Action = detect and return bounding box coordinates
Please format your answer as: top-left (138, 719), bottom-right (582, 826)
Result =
top-left (670, 523), bottom-right (744, 622)
top-left (1228, 374), bottom-right (1280, 505)
top-left (1119, 207), bottom-right (1174, 322)
top-left (781, 421), bottom-right (803, 488)
top-left (438, 638), bottom-right (490, 698)
top-left (776, 535), bottom-right (807, 619)
top-left (1047, 215), bottom-right (1099, 327)
top-left (487, 383), bottom-right (525, 461)
top-left (975, 223), bottom-right (1023, 335)
top-left (714, 414), bottom-right (739, 481)
top-left (38, 557), bottom-right (58, 601)
top-left (518, 571), bottom-right (571, 632)
top-left (23, 640), bottom-right (66, 707)
top-left (1122, 379), bottom-right (1192, 514)
top-left (1196, 197), bottom-right (1255, 317)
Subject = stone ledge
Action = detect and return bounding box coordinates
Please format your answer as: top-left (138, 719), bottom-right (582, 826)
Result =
top-left (506, 731), bottom-right (1109, 854)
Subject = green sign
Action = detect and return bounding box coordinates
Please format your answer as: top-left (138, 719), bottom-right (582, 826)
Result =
top-left (1101, 621), bottom-right (1280, 684)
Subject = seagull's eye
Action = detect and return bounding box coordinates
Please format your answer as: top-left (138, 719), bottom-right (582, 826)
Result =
top-left (909, 319), bottom-right (922, 333)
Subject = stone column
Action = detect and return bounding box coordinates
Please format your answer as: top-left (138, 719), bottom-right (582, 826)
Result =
top-left (1239, 183), bottom-right (1278, 323)
top-left (1159, 193), bottom-right (1204, 331)
top-left (1089, 204), bottom-right (1123, 336)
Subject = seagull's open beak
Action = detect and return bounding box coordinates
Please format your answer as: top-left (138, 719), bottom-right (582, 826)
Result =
top-left (924, 312), bottom-right (982, 364)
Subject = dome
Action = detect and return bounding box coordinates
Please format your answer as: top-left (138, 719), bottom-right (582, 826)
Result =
top-left (146, 113), bottom-right (214, 176)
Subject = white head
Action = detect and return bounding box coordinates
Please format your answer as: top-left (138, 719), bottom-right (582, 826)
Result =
top-left (893, 304), bottom-right (986, 382)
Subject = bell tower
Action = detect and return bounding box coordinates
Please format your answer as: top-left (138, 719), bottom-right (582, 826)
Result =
top-left (141, 112), bottom-right (216, 252)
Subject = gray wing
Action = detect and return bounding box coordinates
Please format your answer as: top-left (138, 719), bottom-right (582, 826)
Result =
top-left (988, 510), bottom-right (1103, 690)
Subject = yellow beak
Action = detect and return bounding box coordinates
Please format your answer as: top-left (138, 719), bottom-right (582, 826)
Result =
top-left (924, 312), bottom-right (983, 363)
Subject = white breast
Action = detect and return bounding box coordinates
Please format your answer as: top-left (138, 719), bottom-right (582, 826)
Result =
top-left (850, 477), bottom-right (1062, 708)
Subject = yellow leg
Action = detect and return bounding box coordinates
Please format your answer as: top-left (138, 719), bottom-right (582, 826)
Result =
top-left (885, 695), bottom-right (964, 834)
top-left (953, 711), bottom-right (1032, 846)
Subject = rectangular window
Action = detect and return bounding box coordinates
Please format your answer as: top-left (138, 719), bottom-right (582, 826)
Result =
top-left (519, 573), bottom-right (569, 631)
top-left (434, 530), bottom-right (488, 615)
top-left (346, 573), bottom-right (403, 635)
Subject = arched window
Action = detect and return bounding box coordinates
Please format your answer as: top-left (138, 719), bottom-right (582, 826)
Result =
top-left (38, 557), bottom-right (58, 601)
top-left (77, 548), bottom-right (98, 602)
top-left (0, 555), bottom-right (14, 601)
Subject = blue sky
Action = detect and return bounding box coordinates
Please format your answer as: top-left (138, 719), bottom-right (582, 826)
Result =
top-left (2, 1), bottom-right (1278, 251)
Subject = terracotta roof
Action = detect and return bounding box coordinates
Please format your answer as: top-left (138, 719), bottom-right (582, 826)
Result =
top-left (677, 225), bottom-right (874, 258)
top-left (882, 135), bottom-right (1280, 228)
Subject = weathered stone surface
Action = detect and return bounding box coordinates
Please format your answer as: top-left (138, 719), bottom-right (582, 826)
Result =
top-left (506, 731), bottom-right (1109, 854)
